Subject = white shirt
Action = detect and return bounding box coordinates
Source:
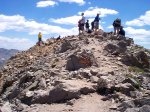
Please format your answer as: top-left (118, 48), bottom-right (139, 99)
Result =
top-left (81, 16), bottom-right (85, 24)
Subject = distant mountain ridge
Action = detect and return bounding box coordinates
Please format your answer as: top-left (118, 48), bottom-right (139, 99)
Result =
top-left (0, 48), bottom-right (19, 66)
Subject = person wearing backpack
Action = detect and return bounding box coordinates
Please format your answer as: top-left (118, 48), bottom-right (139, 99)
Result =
top-left (78, 13), bottom-right (85, 34)
top-left (94, 13), bottom-right (101, 31)
top-left (113, 18), bottom-right (121, 35)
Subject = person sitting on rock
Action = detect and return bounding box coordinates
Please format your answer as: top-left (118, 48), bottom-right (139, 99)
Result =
top-left (113, 18), bottom-right (121, 35)
top-left (94, 13), bottom-right (101, 31)
top-left (85, 20), bottom-right (90, 32)
top-left (78, 12), bottom-right (85, 34)
top-left (38, 32), bottom-right (42, 46)
top-left (118, 26), bottom-right (125, 36)
top-left (56, 35), bottom-right (61, 40)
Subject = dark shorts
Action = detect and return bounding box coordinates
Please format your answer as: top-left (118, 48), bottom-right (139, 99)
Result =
top-left (79, 23), bottom-right (84, 31)
top-left (38, 38), bottom-right (42, 42)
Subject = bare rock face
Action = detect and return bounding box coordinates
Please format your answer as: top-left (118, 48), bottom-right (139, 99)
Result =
top-left (66, 49), bottom-right (98, 71)
top-left (20, 80), bottom-right (95, 105)
top-left (59, 39), bottom-right (73, 53)
top-left (122, 50), bottom-right (150, 68)
top-left (104, 40), bottom-right (127, 55)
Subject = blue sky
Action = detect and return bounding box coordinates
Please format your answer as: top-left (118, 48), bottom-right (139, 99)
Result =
top-left (0, 0), bottom-right (150, 50)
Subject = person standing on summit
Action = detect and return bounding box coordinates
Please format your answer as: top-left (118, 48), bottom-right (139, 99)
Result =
top-left (78, 12), bottom-right (85, 34)
top-left (85, 20), bottom-right (90, 32)
top-left (94, 13), bottom-right (101, 31)
top-left (38, 32), bottom-right (42, 46)
top-left (113, 18), bottom-right (121, 35)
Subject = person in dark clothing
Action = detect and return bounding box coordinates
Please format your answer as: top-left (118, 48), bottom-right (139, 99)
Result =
top-left (85, 20), bottom-right (90, 32)
top-left (94, 13), bottom-right (101, 31)
top-left (91, 21), bottom-right (94, 31)
top-left (119, 26), bottom-right (125, 36)
top-left (113, 18), bottom-right (121, 35)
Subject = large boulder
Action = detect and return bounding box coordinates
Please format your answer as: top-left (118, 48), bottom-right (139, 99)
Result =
top-left (58, 39), bottom-right (73, 53)
top-left (21, 80), bottom-right (95, 104)
top-left (66, 49), bottom-right (98, 71)
top-left (104, 40), bottom-right (127, 55)
top-left (121, 51), bottom-right (149, 68)
top-left (97, 76), bottom-right (112, 89)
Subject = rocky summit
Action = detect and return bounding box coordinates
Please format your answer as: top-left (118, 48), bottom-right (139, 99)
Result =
top-left (0, 31), bottom-right (150, 112)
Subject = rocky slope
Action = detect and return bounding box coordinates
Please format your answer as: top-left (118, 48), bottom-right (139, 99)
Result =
top-left (0, 30), bottom-right (150, 112)
top-left (0, 48), bottom-right (18, 67)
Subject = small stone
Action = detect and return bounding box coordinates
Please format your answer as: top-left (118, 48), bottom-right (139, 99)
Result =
top-left (90, 76), bottom-right (99, 83)
top-left (147, 83), bottom-right (150, 90)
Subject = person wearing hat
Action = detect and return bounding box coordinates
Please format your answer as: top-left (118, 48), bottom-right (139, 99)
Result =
top-left (94, 13), bottom-right (101, 31)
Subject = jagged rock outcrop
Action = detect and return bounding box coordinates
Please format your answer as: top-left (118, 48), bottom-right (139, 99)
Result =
top-left (66, 49), bottom-right (98, 71)
top-left (0, 31), bottom-right (150, 112)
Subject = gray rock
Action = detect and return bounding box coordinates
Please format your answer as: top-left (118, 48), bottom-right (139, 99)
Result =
top-left (147, 83), bottom-right (150, 90)
top-left (125, 108), bottom-right (139, 112)
top-left (123, 78), bottom-right (140, 89)
top-left (90, 69), bottom-right (99, 76)
top-left (115, 83), bottom-right (135, 96)
top-left (38, 78), bottom-right (47, 89)
top-left (121, 51), bottom-right (149, 68)
top-left (134, 98), bottom-right (150, 106)
top-left (139, 105), bottom-right (150, 112)
top-left (66, 49), bottom-right (98, 71)
top-left (119, 100), bottom-right (135, 112)
top-left (104, 40), bottom-right (127, 55)
top-left (22, 80), bottom-right (95, 104)
top-left (59, 39), bottom-right (72, 53)
top-left (125, 37), bottom-right (134, 46)
top-left (97, 76), bottom-right (112, 89)
top-left (1, 102), bottom-right (12, 112)
top-left (130, 91), bottom-right (143, 98)
top-left (90, 76), bottom-right (99, 83)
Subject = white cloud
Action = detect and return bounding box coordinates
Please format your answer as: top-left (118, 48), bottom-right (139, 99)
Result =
top-left (36, 0), bottom-right (85, 7)
top-left (79, 7), bottom-right (119, 18)
top-left (50, 7), bottom-right (118, 25)
top-left (126, 10), bottom-right (150, 26)
top-left (107, 25), bottom-right (113, 29)
top-left (125, 27), bottom-right (150, 40)
top-left (124, 27), bottom-right (150, 49)
top-left (50, 15), bottom-right (80, 25)
top-left (36, 0), bottom-right (57, 7)
top-left (0, 14), bottom-right (78, 36)
top-left (0, 36), bottom-right (34, 50)
top-left (58, 0), bottom-right (85, 5)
